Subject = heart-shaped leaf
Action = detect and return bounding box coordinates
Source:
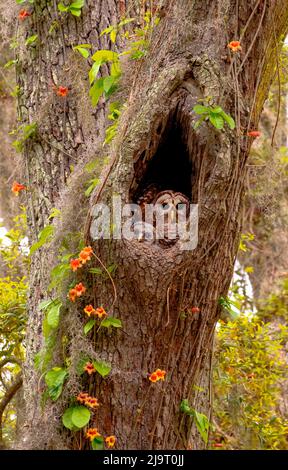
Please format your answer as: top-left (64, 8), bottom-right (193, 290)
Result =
top-left (101, 317), bottom-right (122, 329)
top-left (92, 436), bottom-right (104, 450)
top-left (62, 407), bottom-right (80, 431)
top-left (193, 104), bottom-right (209, 115)
top-left (47, 302), bottom-right (62, 328)
top-left (84, 318), bottom-right (96, 335)
top-left (71, 406), bottom-right (91, 428)
top-left (45, 367), bottom-right (68, 401)
top-left (93, 360), bottom-right (111, 378)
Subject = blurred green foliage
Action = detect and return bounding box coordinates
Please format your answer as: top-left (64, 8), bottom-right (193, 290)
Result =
top-left (0, 209), bottom-right (28, 446)
top-left (212, 277), bottom-right (288, 450)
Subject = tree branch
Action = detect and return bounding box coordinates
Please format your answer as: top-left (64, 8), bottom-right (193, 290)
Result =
top-left (0, 357), bottom-right (22, 370)
top-left (0, 373), bottom-right (23, 442)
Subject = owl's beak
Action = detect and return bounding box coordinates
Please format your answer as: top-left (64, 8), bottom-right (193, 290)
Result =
top-left (169, 208), bottom-right (176, 223)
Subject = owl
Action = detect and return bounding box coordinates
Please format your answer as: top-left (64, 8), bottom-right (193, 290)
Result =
top-left (136, 187), bottom-right (190, 246)
top-left (152, 191), bottom-right (190, 246)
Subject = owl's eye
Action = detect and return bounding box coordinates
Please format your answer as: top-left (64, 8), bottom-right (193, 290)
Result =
top-left (176, 203), bottom-right (186, 211)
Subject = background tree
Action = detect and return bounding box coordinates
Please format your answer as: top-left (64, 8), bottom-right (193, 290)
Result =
top-left (3, 0), bottom-right (288, 450)
top-left (0, 212), bottom-right (28, 447)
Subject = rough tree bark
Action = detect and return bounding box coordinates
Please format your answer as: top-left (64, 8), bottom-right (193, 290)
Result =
top-left (13, 0), bottom-right (288, 450)
top-left (0, 4), bottom-right (18, 229)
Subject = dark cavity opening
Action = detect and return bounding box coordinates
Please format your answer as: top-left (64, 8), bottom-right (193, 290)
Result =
top-left (131, 115), bottom-right (193, 203)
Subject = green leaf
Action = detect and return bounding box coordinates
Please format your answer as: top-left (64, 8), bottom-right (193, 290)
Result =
top-left (100, 18), bottom-right (135, 42)
top-left (73, 45), bottom-right (91, 58)
top-left (62, 407), bottom-right (80, 431)
top-left (60, 252), bottom-right (75, 262)
top-left (89, 61), bottom-right (102, 85)
top-left (70, 0), bottom-right (85, 8)
top-left (49, 263), bottom-right (70, 290)
top-left (194, 409), bottom-right (209, 444)
top-left (25, 34), bottom-right (38, 46)
top-left (104, 121), bottom-right (118, 145)
top-left (209, 113), bottom-right (224, 129)
top-left (180, 399), bottom-right (209, 444)
top-left (45, 367), bottom-right (67, 388)
top-left (35, 333), bottom-right (56, 371)
top-left (45, 367), bottom-right (68, 401)
top-left (30, 225), bottom-right (54, 255)
top-left (110, 29), bottom-right (117, 43)
top-left (58, 3), bottom-right (69, 12)
top-left (39, 299), bottom-right (55, 311)
top-left (84, 318), bottom-right (96, 335)
top-left (105, 82), bottom-right (118, 99)
top-left (108, 101), bottom-right (121, 120)
top-left (76, 48), bottom-right (89, 59)
top-left (130, 49), bottom-right (146, 60)
top-left (110, 60), bottom-right (121, 78)
top-left (210, 106), bottom-right (223, 114)
top-left (103, 75), bottom-right (116, 94)
top-left (118, 18), bottom-right (135, 28)
top-left (42, 314), bottom-right (52, 339)
top-left (91, 50), bottom-right (118, 63)
top-left (101, 317), bottom-right (122, 328)
top-left (75, 43), bottom-right (91, 49)
top-left (71, 406), bottom-right (91, 428)
top-left (70, 7), bottom-right (82, 16)
top-left (59, 0), bottom-right (84, 15)
top-left (39, 298), bottom-right (62, 325)
top-left (92, 436), bottom-right (104, 450)
top-left (89, 78), bottom-right (104, 107)
top-left (4, 59), bottom-right (18, 69)
top-left (85, 178), bottom-right (99, 197)
top-left (10, 86), bottom-right (21, 99)
top-left (34, 352), bottom-right (41, 370)
top-left (48, 208), bottom-right (61, 220)
top-left (221, 111), bottom-right (236, 130)
top-left (100, 25), bottom-right (114, 37)
top-left (219, 296), bottom-right (240, 320)
top-left (93, 360), bottom-right (111, 378)
top-left (29, 241), bottom-right (43, 255)
top-left (193, 105), bottom-right (209, 115)
top-left (180, 399), bottom-right (193, 416)
top-left (39, 225), bottom-right (55, 242)
top-left (23, 124), bottom-right (36, 143)
top-left (11, 122), bottom-right (36, 150)
top-left (62, 407), bottom-right (74, 429)
top-left (108, 263), bottom-right (117, 274)
top-left (89, 267), bottom-right (103, 275)
top-left (47, 301), bottom-right (62, 328)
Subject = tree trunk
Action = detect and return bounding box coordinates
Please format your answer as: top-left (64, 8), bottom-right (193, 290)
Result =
top-left (16, 0), bottom-right (288, 450)
top-left (0, 2), bottom-right (18, 229)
